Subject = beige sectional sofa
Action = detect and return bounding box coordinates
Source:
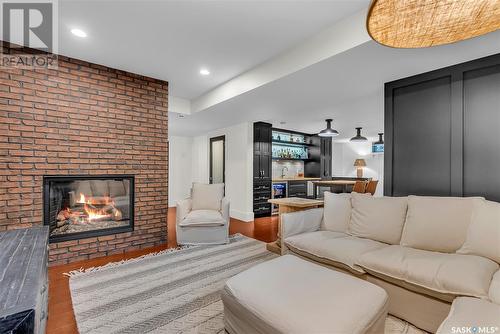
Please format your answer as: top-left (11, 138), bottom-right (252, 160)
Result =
top-left (280, 192), bottom-right (500, 333)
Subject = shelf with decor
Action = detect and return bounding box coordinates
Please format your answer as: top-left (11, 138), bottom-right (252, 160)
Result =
top-left (271, 130), bottom-right (308, 145)
top-left (272, 158), bottom-right (312, 161)
top-left (272, 140), bottom-right (313, 146)
top-left (272, 144), bottom-right (309, 160)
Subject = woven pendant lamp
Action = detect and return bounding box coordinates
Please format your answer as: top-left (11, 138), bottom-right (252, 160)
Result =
top-left (366, 0), bottom-right (500, 48)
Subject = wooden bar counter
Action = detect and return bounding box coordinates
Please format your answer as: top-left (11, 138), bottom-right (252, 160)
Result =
top-left (266, 197), bottom-right (324, 255)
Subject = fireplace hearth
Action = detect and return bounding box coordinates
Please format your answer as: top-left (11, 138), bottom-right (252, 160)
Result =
top-left (43, 175), bottom-right (134, 242)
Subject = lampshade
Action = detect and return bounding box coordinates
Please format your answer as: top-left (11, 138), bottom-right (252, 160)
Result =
top-left (350, 127), bottom-right (368, 142)
top-left (318, 119), bottom-right (339, 137)
top-left (354, 159), bottom-right (366, 167)
top-left (366, 0), bottom-right (500, 48)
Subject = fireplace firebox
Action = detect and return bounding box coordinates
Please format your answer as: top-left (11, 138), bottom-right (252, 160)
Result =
top-left (43, 175), bottom-right (134, 242)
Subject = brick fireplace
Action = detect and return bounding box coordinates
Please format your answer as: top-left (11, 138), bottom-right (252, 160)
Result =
top-left (0, 44), bottom-right (168, 265)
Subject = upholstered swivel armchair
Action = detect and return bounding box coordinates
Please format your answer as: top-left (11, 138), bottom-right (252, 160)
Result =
top-left (176, 183), bottom-right (230, 245)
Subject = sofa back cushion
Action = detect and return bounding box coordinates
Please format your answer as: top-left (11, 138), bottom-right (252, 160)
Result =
top-left (321, 192), bottom-right (352, 233)
top-left (191, 183), bottom-right (224, 211)
top-left (349, 193), bottom-right (408, 244)
top-left (108, 180), bottom-right (127, 197)
top-left (90, 180), bottom-right (110, 197)
top-left (457, 199), bottom-right (500, 263)
top-left (400, 196), bottom-right (482, 253)
top-left (74, 180), bottom-right (92, 197)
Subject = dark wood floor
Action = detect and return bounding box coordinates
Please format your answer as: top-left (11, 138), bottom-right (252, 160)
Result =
top-left (47, 208), bottom-right (278, 334)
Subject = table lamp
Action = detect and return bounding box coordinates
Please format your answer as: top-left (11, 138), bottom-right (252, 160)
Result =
top-left (354, 159), bottom-right (366, 178)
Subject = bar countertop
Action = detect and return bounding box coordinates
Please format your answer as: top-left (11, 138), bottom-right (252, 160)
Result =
top-left (271, 177), bottom-right (321, 182)
top-left (267, 197), bottom-right (324, 207)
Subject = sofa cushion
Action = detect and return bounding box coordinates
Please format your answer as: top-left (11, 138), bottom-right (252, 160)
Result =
top-left (321, 192), bottom-right (352, 233)
top-left (358, 245), bottom-right (499, 300)
top-left (180, 210), bottom-right (224, 227)
top-left (285, 232), bottom-right (387, 274)
top-left (349, 193), bottom-right (408, 244)
top-left (401, 196), bottom-right (482, 253)
top-left (437, 297), bottom-right (500, 334)
top-left (489, 270), bottom-right (500, 304)
top-left (89, 180), bottom-right (110, 197)
top-left (191, 183), bottom-right (224, 211)
top-left (457, 199), bottom-right (500, 263)
top-left (74, 180), bottom-right (92, 197)
top-left (108, 180), bottom-right (127, 197)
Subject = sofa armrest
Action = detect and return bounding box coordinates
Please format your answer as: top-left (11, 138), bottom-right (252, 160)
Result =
top-left (281, 208), bottom-right (323, 240)
top-left (176, 198), bottom-right (192, 224)
top-left (221, 197), bottom-right (230, 225)
top-left (69, 191), bottom-right (76, 207)
top-left (437, 297), bottom-right (500, 334)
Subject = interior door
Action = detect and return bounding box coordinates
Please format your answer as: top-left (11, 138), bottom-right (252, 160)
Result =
top-left (210, 136), bottom-right (225, 184)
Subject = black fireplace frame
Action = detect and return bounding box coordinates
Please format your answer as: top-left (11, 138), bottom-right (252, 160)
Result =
top-left (43, 175), bottom-right (135, 243)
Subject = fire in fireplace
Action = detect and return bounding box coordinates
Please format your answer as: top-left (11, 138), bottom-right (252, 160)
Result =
top-left (43, 175), bottom-right (134, 242)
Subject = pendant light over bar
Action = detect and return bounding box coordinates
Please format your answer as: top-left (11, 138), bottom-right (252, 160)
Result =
top-left (350, 127), bottom-right (368, 142)
top-left (318, 119), bottom-right (339, 137)
top-left (366, 0), bottom-right (500, 48)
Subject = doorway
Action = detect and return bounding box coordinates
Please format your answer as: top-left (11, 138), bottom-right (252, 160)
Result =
top-left (209, 136), bottom-right (225, 184)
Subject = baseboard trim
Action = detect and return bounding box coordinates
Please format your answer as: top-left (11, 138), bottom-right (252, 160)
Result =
top-left (230, 209), bottom-right (254, 222)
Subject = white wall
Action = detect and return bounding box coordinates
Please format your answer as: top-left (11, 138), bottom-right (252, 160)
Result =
top-left (191, 135), bottom-right (209, 183)
top-left (204, 122), bottom-right (254, 222)
top-left (169, 122), bottom-right (254, 222)
top-left (332, 141), bottom-right (384, 196)
top-left (168, 136), bottom-right (193, 206)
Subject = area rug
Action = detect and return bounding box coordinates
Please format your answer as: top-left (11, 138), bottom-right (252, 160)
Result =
top-left (68, 234), bottom-right (427, 334)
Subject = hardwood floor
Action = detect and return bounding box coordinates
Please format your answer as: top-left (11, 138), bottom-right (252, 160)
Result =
top-left (47, 208), bottom-right (278, 334)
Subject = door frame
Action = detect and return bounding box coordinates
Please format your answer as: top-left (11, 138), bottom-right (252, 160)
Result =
top-left (209, 135), bottom-right (225, 184)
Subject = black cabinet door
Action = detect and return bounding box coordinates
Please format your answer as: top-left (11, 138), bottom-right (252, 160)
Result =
top-left (253, 153), bottom-right (261, 180)
top-left (390, 77), bottom-right (453, 196)
top-left (253, 122), bottom-right (272, 181)
top-left (253, 125), bottom-right (262, 155)
top-left (254, 122), bottom-right (271, 155)
top-left (288, 180), bottom-right (307, 198)
top-left (385, 53), bottom-right (500, 201)
top-left (463, 65), bottom-right (500, 201)
top-left (259, 154), bottom-right (272, 181)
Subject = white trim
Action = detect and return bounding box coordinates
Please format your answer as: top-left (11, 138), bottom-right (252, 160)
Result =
top-left (230, 209), bottom-right (254, 222)
top-left (191, 9), bottom-right (370, 113)
top-left (168, 95), bottom-right (191, 114)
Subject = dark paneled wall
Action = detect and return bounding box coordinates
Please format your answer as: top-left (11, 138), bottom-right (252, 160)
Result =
top-left (385, 53), bottom-right (500, 201)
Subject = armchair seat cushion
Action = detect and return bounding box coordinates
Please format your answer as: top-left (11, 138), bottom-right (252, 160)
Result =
top-left (358, 245), bottom-right (499, 301)
top-left (179, 210), bottom-right (225, 227)
top-left (284, 232), bottom-right (386, 274)
top-left (437, 297), bottom-right (500, 333)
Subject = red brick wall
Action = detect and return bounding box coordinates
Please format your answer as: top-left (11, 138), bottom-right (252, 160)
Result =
top-left (0, 44), bottom-right (168, 265)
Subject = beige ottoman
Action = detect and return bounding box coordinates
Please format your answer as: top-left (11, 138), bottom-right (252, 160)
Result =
top-left (221, 255), bottom-right (388, 334)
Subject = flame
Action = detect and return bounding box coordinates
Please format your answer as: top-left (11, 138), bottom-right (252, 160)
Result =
top-left (84, 203), bottom-right (110, 221)
top-left (74, 193), bottom-right (122, 222)
top-left (78, 193), bottom-right (86, 204)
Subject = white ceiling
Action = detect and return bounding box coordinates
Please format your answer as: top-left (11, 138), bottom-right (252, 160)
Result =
top-left (169, 31), bottom-right (500, 139)
top-left (58, 0), bottom-right (369, 99)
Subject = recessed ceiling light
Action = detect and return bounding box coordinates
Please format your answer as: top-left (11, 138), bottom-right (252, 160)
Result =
top-left (199, 68), bottom-right (210, 76)
top-left (71, 28), bottom-right (87, 38)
